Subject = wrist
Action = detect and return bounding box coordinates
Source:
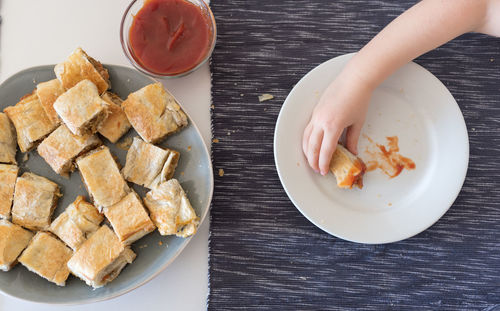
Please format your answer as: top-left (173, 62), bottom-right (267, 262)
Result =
top-left (336, 59), bottom-right (378, 94)
top-left (339, 52), bottom-right (383, 92)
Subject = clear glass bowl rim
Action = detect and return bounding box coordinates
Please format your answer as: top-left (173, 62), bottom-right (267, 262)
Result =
top-left (120, 0), bottom-right (217, 78)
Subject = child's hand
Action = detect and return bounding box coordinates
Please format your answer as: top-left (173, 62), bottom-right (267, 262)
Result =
top-left (302, 71), bottom-right (373, 175)
top-left (302, 0), bottom-right (499, 176)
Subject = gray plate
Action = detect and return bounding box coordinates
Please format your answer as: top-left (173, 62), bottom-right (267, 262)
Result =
top-left (0, 65), bottom-right (213, 304)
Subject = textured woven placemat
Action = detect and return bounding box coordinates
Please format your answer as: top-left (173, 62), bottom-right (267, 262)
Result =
top-left (208, 1), bottom-right (500, 309)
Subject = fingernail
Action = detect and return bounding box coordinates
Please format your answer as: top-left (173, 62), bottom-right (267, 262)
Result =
top-left (321, 170), bottom-right (327, 176)
top-left (314, 169), bottom-right (319, 173)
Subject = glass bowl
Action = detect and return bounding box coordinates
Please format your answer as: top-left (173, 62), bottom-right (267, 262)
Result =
top-left (120, 0), bottom-right (216, 78)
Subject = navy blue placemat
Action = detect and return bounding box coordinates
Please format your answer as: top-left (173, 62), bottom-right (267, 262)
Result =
top-left (208, 1), bottom-right (500, 309)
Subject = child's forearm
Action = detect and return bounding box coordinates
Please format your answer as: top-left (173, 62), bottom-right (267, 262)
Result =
top-left (343, 0), bottom-right (495, 90)
top-left (303, 0), bottom-right (499, 174)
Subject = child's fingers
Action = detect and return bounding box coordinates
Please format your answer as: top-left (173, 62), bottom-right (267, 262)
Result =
top-left (345, 123), bottom-right (363, 155)
top-left (318, 127), bottom-right (343, 175)
top-left (302, 122), bottom-right (313, 156)
top-left (307, 127), bottom-right (324, 172)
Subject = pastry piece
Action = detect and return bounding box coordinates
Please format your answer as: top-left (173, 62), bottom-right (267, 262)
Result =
top-left (104, 192), bottom-right (155, 245)
top-left (49, 196), bottom-right (103, 250)
top-left (122, 83), bottom-right (188, 144)
top-left (65, 196), bottom-right (104, 230)
top-left (67, 225), bottom-right (136, 288)
top-left (53, 80), bottom-right (109, 136)
top-left (11, 172), bottom-right (60, 231)
top-left (98, 92), bottom-right (131, 143)
top-left (122, 137), bottom-right (180, 189)
top-left (76, 146), bottom-right (129, 211)
top-left (0, 219), bottom-right (33, 271)
top-left (0, 113), bottom-right (17, 164)
top-left (18, 232), bottom-right (72, 286)
top-left (4, 92), bottom-right (58, 152)
top-left (36, 79), bottom-right (65, 125)
top-left (143, 179), bottom-right (198, 237)
top-left (37, 125), bottom-right (101, 177)
top-left (54, 47), bottom-right (110, 94)
top-left (329, 144), bottom-right (366, 189)
top-left (0, 164), bottom-right (18, 219)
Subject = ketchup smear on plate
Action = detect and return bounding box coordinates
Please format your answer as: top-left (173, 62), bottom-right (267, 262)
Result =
top-left (364, 135), bottom-right (416, 178)
top-left (129, 0), bottom-right (212, 75)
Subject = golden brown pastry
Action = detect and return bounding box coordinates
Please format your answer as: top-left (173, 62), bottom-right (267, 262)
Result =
top-left (54, 47), bottom-right (110, 94)
top-left (36, 79), bottom-right (65, 125)
top-left (329, 144), bottom-right (366, 189)
top-left (0, 164), bottom-right (19, 219)
top-left (0, 112), bottom-right (17, 164)
top-left (4, 92), bottom-right (58, 152)
top-left (98, 92), bottom-right (131, 143)
top-left (18, 232), bottom-right (73, 286)
top-left (11, 172), bottom-right (60, 231)
top-left (122, 137), bottom-right (180, 189)
top-left (53, 80), bottom-right (109, 137)
top-left (49, 196), bottom-right (103, 250)
top-left (0, 219), bottom-right (33, 271)
top-left (76, 146), bottom-right (129, 211)
top-left (143, 179), bottom-right (199, 237)
top-left (65, 195), bottom-right (104, 229)
top-left (122, 83), bottom-right (188, 144)
top-left (104, 192), bottom-right (155, 245)
top-left (67, 225), bottom-right (136, 288)
top-left (37, 125), bottom-right (101, 177)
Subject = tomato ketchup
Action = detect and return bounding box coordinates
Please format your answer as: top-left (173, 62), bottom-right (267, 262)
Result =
top-left (129, 0), bottom-right (213, 75)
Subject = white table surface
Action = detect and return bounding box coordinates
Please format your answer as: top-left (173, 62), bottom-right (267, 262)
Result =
top-left (0, 0), bottom-right (211, 310)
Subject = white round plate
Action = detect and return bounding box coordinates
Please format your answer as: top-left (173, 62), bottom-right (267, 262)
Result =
top-left (274, 53), bottom-right (469, 244)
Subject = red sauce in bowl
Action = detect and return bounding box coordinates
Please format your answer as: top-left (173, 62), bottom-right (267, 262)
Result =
top-left (129, 0), bottom-right (213, 75)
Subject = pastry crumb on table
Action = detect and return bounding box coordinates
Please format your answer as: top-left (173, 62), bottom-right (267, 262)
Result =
top-left (258, 93), bottom-right (274, 102)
